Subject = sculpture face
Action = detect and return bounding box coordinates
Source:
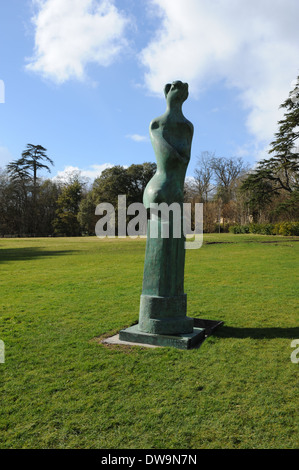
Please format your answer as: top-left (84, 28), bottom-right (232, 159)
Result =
top-left (164, 80), bottom-right (189, 105)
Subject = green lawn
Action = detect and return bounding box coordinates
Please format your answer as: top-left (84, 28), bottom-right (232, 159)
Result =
top-left (0, 234), bottom-right (298, 449)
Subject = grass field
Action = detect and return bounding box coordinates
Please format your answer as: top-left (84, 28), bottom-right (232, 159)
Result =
top-left (0, 234), bottom-right (298, 449)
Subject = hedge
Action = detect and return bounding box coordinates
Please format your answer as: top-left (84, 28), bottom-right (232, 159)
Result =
top-left (229, 222), bottom-right (299, 236)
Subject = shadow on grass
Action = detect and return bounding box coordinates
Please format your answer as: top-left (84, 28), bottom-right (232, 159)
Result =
top-left (0, 247), bottom-right (78, 263)
top-left (214, 325), bottom-right (299, 340)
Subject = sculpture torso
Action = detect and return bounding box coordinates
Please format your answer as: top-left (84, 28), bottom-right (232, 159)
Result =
top-left (143, 82), bottom-right (194, 208)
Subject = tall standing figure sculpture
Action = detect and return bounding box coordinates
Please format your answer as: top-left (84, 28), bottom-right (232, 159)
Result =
top-left (120, 81), bottom-right (206, 348)
top-left (139, 80), bottom-right (194, 335)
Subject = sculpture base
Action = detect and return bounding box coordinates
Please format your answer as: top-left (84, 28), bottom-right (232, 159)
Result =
top-left (119, 324), bottom-right (205, 350)
top-left (138, 294), bottom-right (193, 335)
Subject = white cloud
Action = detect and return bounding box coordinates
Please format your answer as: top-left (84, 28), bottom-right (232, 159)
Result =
top-left (53, 163), bottom-right (113, 181)
top-left (140, 0), bottom-right (299, 151)
top-left (26, 0), bottom-right (130, 83)
top-left (126, 134), bottom-right (149, 142)
top-left (234, 141), bottom-right (270, 163)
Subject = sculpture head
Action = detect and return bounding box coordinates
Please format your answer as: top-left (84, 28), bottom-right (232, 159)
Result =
top-left (164, 81), bottom-right (189, 106)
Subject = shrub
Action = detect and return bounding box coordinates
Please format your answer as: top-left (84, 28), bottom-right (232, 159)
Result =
top-left (249, 223), bottom-right (274, 235)
top-left (213, 223), bottom-right (230, 233)
top-left (241, 225), bottom-right (250, 234)
top-left (273, 223), bottom-right (281, 235)
top-left (260, 224), bottom-right (275, 235)
top-left (277, 222), bottom-right (299, 236)
top-left (249, 223), bottom-right (262, 234)
top-left (229, 225), bottom-right (242, 234)
top-left (229, 222), bottom-right (299, 236)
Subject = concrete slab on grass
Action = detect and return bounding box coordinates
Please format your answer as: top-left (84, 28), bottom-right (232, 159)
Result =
top-left (102, 319), bottom-right (223, 350)
top-left (119, 324), bottom-right (205, 349)
top-left (102, 334), bottom-right (160, 348)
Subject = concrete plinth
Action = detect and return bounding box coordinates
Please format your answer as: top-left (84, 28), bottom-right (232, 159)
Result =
top-left (119, 323), bottom-right (205, 350)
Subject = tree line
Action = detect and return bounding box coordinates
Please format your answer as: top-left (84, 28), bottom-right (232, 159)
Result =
top-left (0, 155), bottom-right (157, 237)
top-left (185, 76), bottom-right (299, 232)
top-left (0, 77), bottom-right (298, 237)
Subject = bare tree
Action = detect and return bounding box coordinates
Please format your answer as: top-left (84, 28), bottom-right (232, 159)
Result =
top-left (210, 156), bottom-right (248, 203)
top-left (192, 153), bottom-right (249, 231)
top-left (194, 151), bottom-right (215, 202)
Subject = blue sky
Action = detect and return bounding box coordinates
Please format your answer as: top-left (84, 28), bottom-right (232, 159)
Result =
top-left (1, 0), bottom-right (299, 182)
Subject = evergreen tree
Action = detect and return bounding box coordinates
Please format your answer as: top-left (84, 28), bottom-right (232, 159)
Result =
top-left (5, 160), bottom-right (32, 234)
top-left (77, 193), bottom-right (97, 235)
top-left (52, 178), bottom-right (83, 236)
top-left (20, 144), bottom-right (54, 188)
top-left (241, 77), bottom-right (299, 219)
top-left (6, 144), bottom-right (54, 234)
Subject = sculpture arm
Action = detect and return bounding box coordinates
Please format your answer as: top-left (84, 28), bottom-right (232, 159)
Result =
top-left (150, 128), bottom-right (190, 165)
